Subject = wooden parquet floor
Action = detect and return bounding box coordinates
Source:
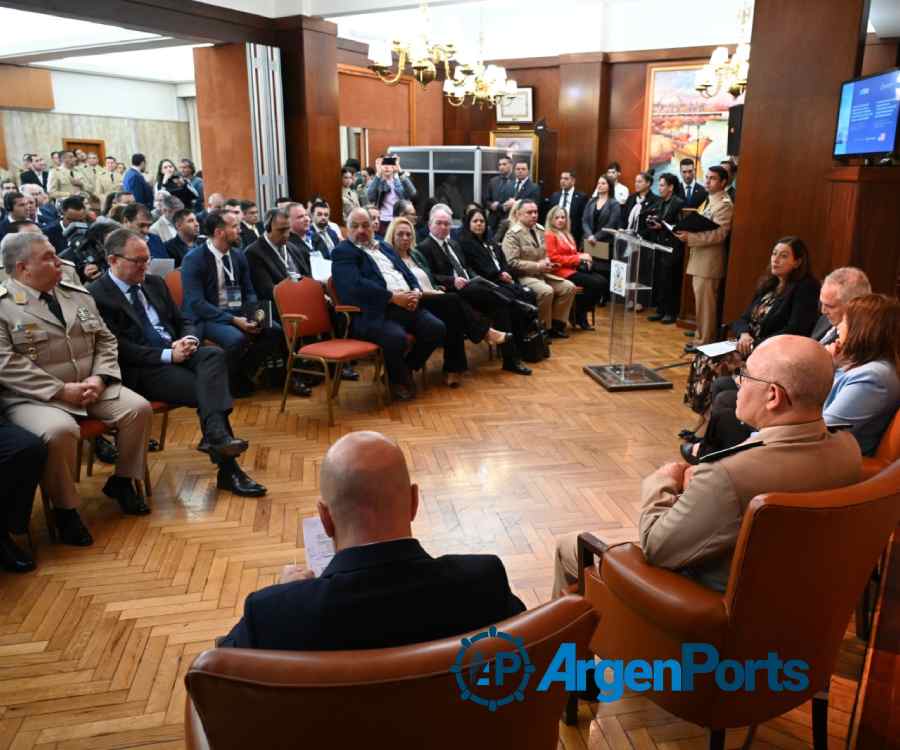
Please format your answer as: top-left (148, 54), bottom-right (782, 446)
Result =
top-left (0, 311), bottom-right (867, 750)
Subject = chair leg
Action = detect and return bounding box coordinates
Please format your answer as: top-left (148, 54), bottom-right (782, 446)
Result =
top-left (708, 728), bottom-right (725, 750)
top-left (143, 463), bottom-right (152, 498)
top-left (321, 361), bottom-right (335, 427)
top-left (40, 488), bottom-right (57, 543)
top-left (563, 694), bottom-right (578, 726)
top-left (157, 410), bottom-right (169, 451)
top-left (85, 439), bottom-right (95, 478)
top-left (812, 687), bottom-right (829, 750)
top-left (280, 351), bottom-right (295, 413)
top-left (373, 353), bottom-right (384, 410)
top-left (75, 439), bottom-right (83, 482)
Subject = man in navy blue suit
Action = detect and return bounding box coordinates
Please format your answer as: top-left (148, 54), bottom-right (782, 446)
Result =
top-left (122, 153), bottom-right (154, 209)
top-left (220, 431), bottom-right (525, 650)
top-left (180, 210), bottom-right (287, 397)
top-left (308, 201), bottom-right (341, 258)
top-left (332, 207), bottom-right (444, 401)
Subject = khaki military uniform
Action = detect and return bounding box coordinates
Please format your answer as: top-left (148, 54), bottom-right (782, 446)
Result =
top-left (47, 167), bottom-right (87, 201)
top-left (552, 420), bottom-right (861, 596)
top-left (501, 223), bottom-right (575, 329)
top-left (0, 277), bottom-right (152, 509)
top-left (95, 170), bottom-right (123, 203)
top-left (79, 165), bottom-right (105, 197)
top-left (684, 191), bottom-right (734, 344)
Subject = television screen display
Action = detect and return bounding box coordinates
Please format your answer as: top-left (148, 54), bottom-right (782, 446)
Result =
top-left (833, 68), bottom-right (900, 157)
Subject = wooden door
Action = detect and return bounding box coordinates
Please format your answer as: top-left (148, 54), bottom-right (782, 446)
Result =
top-left (62, 138), bottom-right (105, 162)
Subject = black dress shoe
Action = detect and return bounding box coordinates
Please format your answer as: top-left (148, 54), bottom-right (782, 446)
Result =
top-left (217, 464), bottom-right (267, 497)
top-left (684, 344), bottom-right (698, 354)
top-left (680, 443), bottom-right (701, 465)
top-left (207, 435), bottom-right (249, 462)
top-left (678, 429), bottom-right (699, 442)
top-left (390, 384), bottom-right (415, 401)
top-left (0, 533), bottom-right (36, 573)
top-left (103, 476), bottom-right (151, 516)
top-left (575, 319), bottom-right (595, 331)
top-left (94, 435), bottom-right (118, 464)
top-left (661, 315), bottom-right (676, 324)
top-left (53, 509), bottom-right (94, 547)
top-left (341, 365), bottom-right (360, 381)
top-left (648, 313), bottom-right (664, 322)
top-left (290, 374), bottom-right (312, 397)
top-left (148, 438), bottom-right (161, 452)
top-left (502, 359), bottom-right (532, 375)
top-left (548, 328), bottom-right (569, 339)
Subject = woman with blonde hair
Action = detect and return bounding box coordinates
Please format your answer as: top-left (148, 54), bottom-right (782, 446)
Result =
top-left (544, 205), bottom-right (608, 330)
top-left (384, 217), bottom-right (516, 385)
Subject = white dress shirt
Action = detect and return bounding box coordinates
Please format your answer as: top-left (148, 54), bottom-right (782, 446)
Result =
top-left (206, 239), bottom-right (233, 307)
top-left (362, 244), bottom-right (410, 293)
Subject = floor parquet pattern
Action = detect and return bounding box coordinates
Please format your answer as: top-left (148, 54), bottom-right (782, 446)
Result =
top-left (0, 311), bottom-right (866, 749)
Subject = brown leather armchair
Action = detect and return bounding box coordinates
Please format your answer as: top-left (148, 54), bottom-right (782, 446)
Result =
top-left (573, 461), bottom-right (900, 750)
top-left (861, 409), bottom-right (900, 480)
top-left (185, 595), bottom-right (598, 750)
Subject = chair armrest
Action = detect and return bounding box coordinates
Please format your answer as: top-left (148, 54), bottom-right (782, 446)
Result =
top-left (577, 532), bottom-right (609, 595)
top-left (280, 313), bottom-right (309, 322)
top-left (335, 305), bottom-right (361, 314)
top-left (599, 544), bottom-right (729, 641)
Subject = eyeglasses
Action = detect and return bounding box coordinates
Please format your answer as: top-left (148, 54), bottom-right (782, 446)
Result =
top-left (113, 254), bottom-right (150, 266)
top-left (736, 367), bottom-right (792, 405)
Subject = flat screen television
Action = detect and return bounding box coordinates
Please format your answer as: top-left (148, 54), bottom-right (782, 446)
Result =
top-left (833, 68), bottom-right (900, 158)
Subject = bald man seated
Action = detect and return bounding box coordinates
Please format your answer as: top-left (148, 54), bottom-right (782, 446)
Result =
top-left (220, 431), bottom-right (525, 650)
top-left (553, 335), bottom-right (862, 595)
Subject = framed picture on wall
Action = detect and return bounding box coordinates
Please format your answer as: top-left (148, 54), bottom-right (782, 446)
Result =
top-left (642, 63), bottom-right (735, 188)
top-left (490, 130), bottom-right (540, 180)
top-left (496, 87), bottom-right (534, 124)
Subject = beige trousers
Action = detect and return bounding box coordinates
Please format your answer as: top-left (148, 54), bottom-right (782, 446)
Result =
top-left (552, 531), bottom-right (582, 598)
top-left (691, 276), bottom-right (720, 345)
top-left (6, 388), bottom-right (152, 509)
top-left (519, 275), bottom-right (576, 330)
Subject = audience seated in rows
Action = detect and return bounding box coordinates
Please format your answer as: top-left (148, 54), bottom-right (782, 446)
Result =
top-left (554, 334), bottom-right (862, 597)
top-left (220, 431), bottom-right (524, 649)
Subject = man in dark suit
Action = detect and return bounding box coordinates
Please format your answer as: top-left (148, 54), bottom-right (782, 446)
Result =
top-left (239, 200), bottom-right (263, 249)
top-left (88, 229), bottom-right (266, 496)
top-left (332, 208), bottom-right (444, 401)
top-left (646, 173), bottom-right (686, 324)
top-left (220, 431), bottom-right (524, 650)
top-left (511, 161), bottom-right (541, 207)
top-left (484, 155), bottom-right (515, 230)
top-left (813, 267), bottom-right (871, 345)
top-left (544, 170), bottom-right (588, 246)
top-left (122, 153), bottom-right (154, 210)
top-left (163, 209), bottom-right (200, 267)
top-left (180, 210), bottom-right (285, 397)
top-left (310, 202), bottom-right (340, 258)
top-left (286, 202), bottom-right (315, 256)
top-left (246, 207), bottom-right (311, 303)
top-left (19, 155), bottom-right (49, 191)
top-left (679, 158), bottom-right (708, 209)
top-left (0, 192), bottom-right (27, 242)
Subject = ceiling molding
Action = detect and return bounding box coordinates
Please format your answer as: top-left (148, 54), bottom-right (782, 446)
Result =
top-left (0, 35), bottom-right (188, 64)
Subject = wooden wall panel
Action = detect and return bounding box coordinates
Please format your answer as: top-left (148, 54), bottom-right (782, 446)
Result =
top-left (338, 73), bottom-right (409, 133)
top-left (558, 61), bottom-right (603, 190)
top-left (413, 81), bottom-right (444, 146)
top-left (193, 44), bottom-right (255, 201)
top-left (722, 0), bottom-right (869, 322)
top-left (605, 62), bottom-right (647, 191)
top-left (861, 36), bottom-right (899, 76)
top-left (0, 65), bottom-right (54, 111)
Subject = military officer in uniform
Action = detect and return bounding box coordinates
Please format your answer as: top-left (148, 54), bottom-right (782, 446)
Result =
top-left (0, 232), bottom-right (153, 547)
top-left (501, 198), bottom-right (575, 338)
top-left (47, 150), bottom-right (87, 201)
top-left (96, 156), bottom-right (123, 205)
top-left (551, 335), bottom-right (862, 597)
top-left (79, 152), bottom-right (105, 198)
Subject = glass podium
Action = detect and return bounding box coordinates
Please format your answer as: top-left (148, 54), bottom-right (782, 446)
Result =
top-left (583, 229), bottom-right (675, 392)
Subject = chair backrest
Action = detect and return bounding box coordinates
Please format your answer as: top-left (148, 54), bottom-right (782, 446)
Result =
top-left (273, 277), bottom-right (331, 339)
top-left (185, 596), bottom-right (597, 750)
top-left (165, 269), bottom-right (183, 309)
top-left (325, 275), bottom-right (340, 305)
top-left (873, 409), bottom-right (900, 464)
top-left (723, 461), bottom-right (900, 702)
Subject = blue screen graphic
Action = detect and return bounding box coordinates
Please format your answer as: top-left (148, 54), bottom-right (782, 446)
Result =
top-left (833, 69), bottom-right (900, 157)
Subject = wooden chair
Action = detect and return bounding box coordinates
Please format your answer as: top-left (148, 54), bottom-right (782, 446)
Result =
top-left (164, 269), bottom-right (184, 308)
top-left (185, 596), bottom-right (598, 750)
top-left (571, 461), bottom-right (900, 749)
top-left (273, 278), bottom-right (385, 425)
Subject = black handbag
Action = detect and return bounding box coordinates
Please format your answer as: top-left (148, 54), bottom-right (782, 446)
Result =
top-left (520, 319), bottom-right (550, 363)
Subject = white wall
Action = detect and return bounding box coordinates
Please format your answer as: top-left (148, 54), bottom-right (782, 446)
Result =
top-left (49, 69), bottom-right (188, 122)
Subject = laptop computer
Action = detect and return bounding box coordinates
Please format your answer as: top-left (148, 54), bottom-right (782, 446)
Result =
top-left (148, 258), bottom-right (175, 277)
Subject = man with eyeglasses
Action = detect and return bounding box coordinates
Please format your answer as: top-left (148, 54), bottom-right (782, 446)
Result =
top-left (0, 232), bottom-right (154, 547)
top-left (88, 229), bottom-right (265, 497)
top-left (552, 335), bottom-right (861, 597)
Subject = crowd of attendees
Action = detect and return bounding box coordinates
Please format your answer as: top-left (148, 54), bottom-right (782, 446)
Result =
top-left (0, 146), bottom-right (897, 708)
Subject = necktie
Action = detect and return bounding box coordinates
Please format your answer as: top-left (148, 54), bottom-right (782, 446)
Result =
top-left (530, 228), bottom-right (539, 246)
top-left (320, 230), bottom-right (335, 251)
top-left (516, 180), bottom-right (523, 195)
top-left (40, 292), bottom-right (65, 326)
top-left (128, 285), bottom-right (167, 348)
top-left (442, 241), bottom-right (468, 280)
top-left (687, 184), bottom-right (693, 201)
top-left (562, 191), bottom-right (569, 210)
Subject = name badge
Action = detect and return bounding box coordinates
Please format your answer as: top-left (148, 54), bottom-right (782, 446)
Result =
top-left (288, 272), bottom-right (301, 282)
top-left (225, 284), bottom-right (243, 309)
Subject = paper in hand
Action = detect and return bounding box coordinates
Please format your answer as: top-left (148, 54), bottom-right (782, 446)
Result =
top-left (302, 516), bottom-right (335, 576)
top-left (695, 340), bottom-right (738, 358)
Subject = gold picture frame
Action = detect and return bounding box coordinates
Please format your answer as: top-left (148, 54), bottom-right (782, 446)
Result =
top-left (489, 129), bottom-right (540, 181)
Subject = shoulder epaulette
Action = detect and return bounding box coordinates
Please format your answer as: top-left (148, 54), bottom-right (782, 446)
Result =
top-left (59, 280), bottom-right (89, 294)
top-left (698, 440), bottom-right (764, 464)
top-left (59, 258), bottom-right (76, 267)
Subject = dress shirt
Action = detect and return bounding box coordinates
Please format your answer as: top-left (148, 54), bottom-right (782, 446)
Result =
top-left (683, 181), bottom-right (697, 203)
top-left (316, 228), bottom-right (336, 252)
top-left (402, 257), bottom-right (436, 292)
top-left (429, 234), bottom-right (469, 280)
top-left (361, 243), bottom-right (410, 293)
top-left (558, 189), bottom-right (572, 211)
top-left (206, 239), bottom-right (233, 307)
top-left (242, 222), bottom-right (260, 240)
top-left (264, 235), bottom-right (299, 277)
top-left (614, 182), bottom-right (629, 205)
top-left (108, 271), bottom-right (173, 363)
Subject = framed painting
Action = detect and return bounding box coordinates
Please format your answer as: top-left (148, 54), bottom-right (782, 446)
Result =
top-left (642, 63), bottom-right (736, 185)
top-left (489, 130), bottom-right (540, 180)
top-left (496, 87), bottom-right (534, 124)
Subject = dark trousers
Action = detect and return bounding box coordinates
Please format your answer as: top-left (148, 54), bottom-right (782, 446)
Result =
top-left (420, 294), bottom-right (488, 373)
top-left (367, 307), bottom-right (446, 385)
top-left (698, 382), bottom-right (751, 456)
top-left (652, 245), bottom-right (684, 317)
top-left (0, 421), bottom-right (47, 534)
top-left (125, 346), bottom-right (233, 426)
top-left (567, 269), bottom-right (608, 319)
top-left (462, 280), bottom-right (534, 362)
top-left (198, 321), bottom-right (285, 387)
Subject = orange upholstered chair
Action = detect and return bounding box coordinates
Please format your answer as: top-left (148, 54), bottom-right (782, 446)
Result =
top-left (572, 462), bottom-right (900, 750)
top-left (273, 278), bottom-right (384, 425)
top-left (184, 596), bottom-right (598, 750)
top-left (164, 269), bottom-right (184, 308)
top-left (861, 409), bottom-right (900, 480)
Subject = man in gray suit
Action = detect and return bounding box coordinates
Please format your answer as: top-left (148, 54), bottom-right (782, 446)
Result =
top-left (812, 266), bottom-right (871, 345)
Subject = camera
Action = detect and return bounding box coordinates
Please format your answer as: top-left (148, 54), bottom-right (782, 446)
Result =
top-left (382, 156), bottom-right (397, 166)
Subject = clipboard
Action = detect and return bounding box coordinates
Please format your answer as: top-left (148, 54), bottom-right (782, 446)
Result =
top-left (663, 212), bottom-right (720, 234)
top-left (584, 237), bottom-right (610, 260)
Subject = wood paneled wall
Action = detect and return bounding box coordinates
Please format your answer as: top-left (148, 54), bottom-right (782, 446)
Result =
top-left (193, 44), bottom-right (256, 201)
top-left (0, 65), bottom-right (54, 111)
top-left (722, 0), bottom-right (870, 321)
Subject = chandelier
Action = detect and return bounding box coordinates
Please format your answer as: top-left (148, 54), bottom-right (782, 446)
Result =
top-left (694, 43), bottom-right (750, 98)
top-left (443, 63), bottom-right (517, 108)
top-left (368, 1), bottom-right (456, 87)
